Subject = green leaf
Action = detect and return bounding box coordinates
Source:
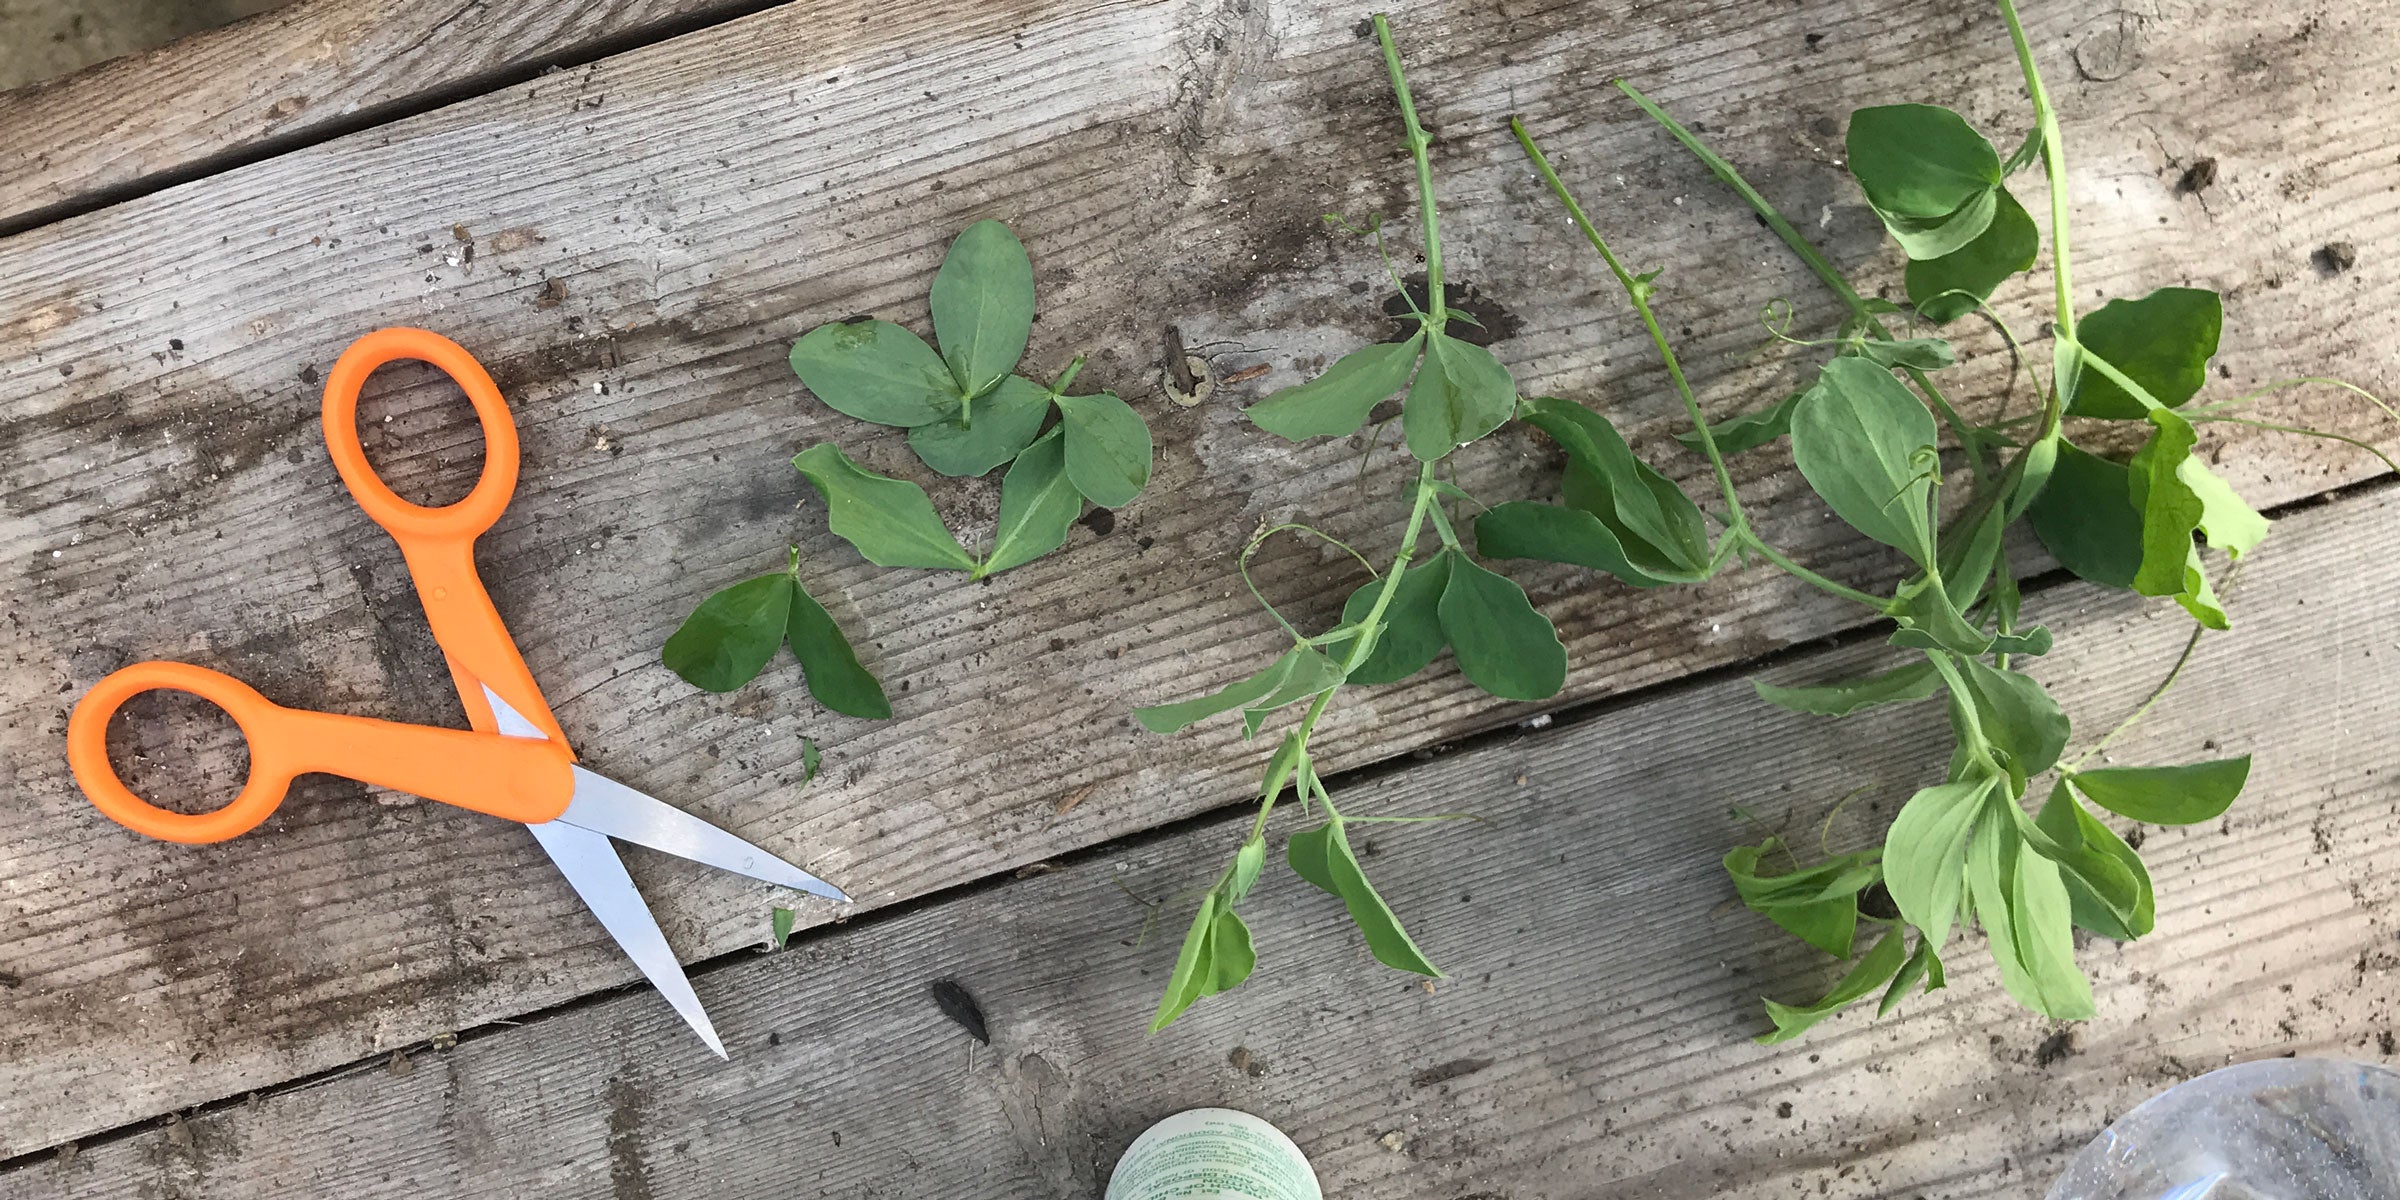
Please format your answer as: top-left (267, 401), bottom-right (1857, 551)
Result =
top-left (2068, 757), bottom-right (2250, 825)
top-left (771, 906), bottom-right (796, 950)
top-left (1852, 337), bottom-right (1957, 372)
top-left (1402, 332), bottom-right (1518, 462)
top-left (1300, 818), bottom-right (1442, 977)
top-left (799, 737), bottom-right (822, 787)
top-left (979, 428), bottom-right (1082, 577)
top-left (1239, 646), bottom-right (1347, 738)
top-left (1226, 838), bottom-right (1267, 905)
top-left (2182, 453), bottom-right (2270, 560)
top-left (1989, 627), bottom-right (2054, 657)
top-left (1957, 658), bottom-right (2070, 777)
top-left (1247, 334), bottom-right (1425, 441)
top-left (1206, 908), bottom-right (1256, 995)
top-left (1753, 661), bottom-right (1941, 717)
top-left (929, 219), bottom-right (1036, 401)
top-left (2027, 441), bottom-right (2145, 589)
top-left (1135, 646), bottom-right (1343, 735)
top-left (1846, 105), bottom-right (2004, 259)
top-left (786, 572), bottom-right (892, 719)
top-left (1149, 893), bottom-right (1219, 1032)
top-left (907, 374), bottom-right (1053, 477)
top-left (2033, 781), bottom-right (2152, 940)
top-left (2068, 287), bottom-right (2223, 419)
top-left (792, 444), bottom-right (978, 571)
top-left (1889, 577), bottom-right (1994, 657)
top-left (2124, 408), bottom-right (2260, 627)
top-left (790, 319), bottom-right (961, 428)
top-left (1757, 926), bottom-right (1909, 1044)
top-left (1473, 502), bottom-right (1681, 588)
top-left (1675, 390), bottom-right (1803, 456)
top-left (663, 573), bottom-right (795, 692)
top-left (1878, 937), bottom-right (1940, 1016)
top-left (1438, 556), bottom-right (1567, 702)
top-left (1519, 396), bottom-right (1710, 574)
top-left (1287, 824), bottom-right (1338, 896)
top-left (1052, 391), bottom-right (1153, 508)
top-left (1906, 187), bottom-right (2039, 324)
top-left (1967, 810), bottom-right (2095, 1019)
top-left (1882, 776), bottom-right (1995, 950)
top-left (1724, 841), bottom-right (1881, 957)
top-left (1260, 732), bottom-right (1306, 804)
top-left (1331, 551), bottom-right (1453, 685)
top-left (1791, 357), bottom-right (1940, 565)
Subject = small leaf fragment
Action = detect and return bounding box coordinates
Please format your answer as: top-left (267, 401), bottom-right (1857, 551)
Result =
top-left (771, 907), bottom-right (796, 950)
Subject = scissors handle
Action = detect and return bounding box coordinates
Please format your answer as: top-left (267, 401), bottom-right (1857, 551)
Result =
top-left (321, 327), bottom-right (519, 543)
top-left (67, 661), bottom-right (575, 845)
top-left (320, 328), bottom-right (567, 748)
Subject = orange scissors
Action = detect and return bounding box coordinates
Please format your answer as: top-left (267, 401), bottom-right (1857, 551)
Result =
top-left (65, 327), bottom-right (845, 1057)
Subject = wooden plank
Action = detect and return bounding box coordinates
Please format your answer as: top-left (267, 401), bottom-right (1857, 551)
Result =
top-left (0, 0), bottom-right (751, 234)
top-left (2, 0), bottom-right (2394, 1159)
top-left (10, 481), bottom-right (2395, 1197)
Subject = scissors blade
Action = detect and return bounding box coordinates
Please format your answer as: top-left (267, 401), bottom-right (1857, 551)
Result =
top-left (557, 767), bottom-right (851, 903)
top-left (483, 684), bottom-right (547, 741)
top-left (524, 818), bottom-right (726, 1059)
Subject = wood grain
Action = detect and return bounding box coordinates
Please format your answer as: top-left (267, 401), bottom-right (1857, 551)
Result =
top-left (0, 0), bottom-right (753, 234)
top-left (1, 0), bottom-right (2394, 1160)
top-left (9, 482), bottom-right (2396, 1198)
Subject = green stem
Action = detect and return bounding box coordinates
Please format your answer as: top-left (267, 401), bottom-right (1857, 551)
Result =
top-left (1993, 0), bottom-right (2073, 337)
top-left (1375, 14), bottom-right (1444, 327)
top-left (1513, 118), bottom-right (1742, 527)
top-left (1614, 79), bottom-right (1987, 483)
top-left (1050, 355), bottom-right (1087, 395)
top-left (1246, 462), bottom-right (1444, 844)
top-left (1514, 114), bottom-right (1895, 617)
top-left (1923, 651), bottom-right (2002, 777)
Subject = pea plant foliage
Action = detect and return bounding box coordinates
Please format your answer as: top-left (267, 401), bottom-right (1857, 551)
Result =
top-left (1488, 0), bottom-right (2383, 1039)
top-left (1137, 4), bottom-right (2383, 1037)
top-left (663, 221), bottom-right (1156, 710)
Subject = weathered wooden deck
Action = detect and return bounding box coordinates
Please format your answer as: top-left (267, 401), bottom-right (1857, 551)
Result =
top-left (1, 0), bottom-right (2394, 1195)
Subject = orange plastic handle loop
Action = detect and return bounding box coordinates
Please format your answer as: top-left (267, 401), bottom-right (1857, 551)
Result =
top-left (320, 327), bottom-right (519, 542)
top-left (67, 662), bottom-right (578, 845)
top-left (67, 662), bottom-right (294, 844)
